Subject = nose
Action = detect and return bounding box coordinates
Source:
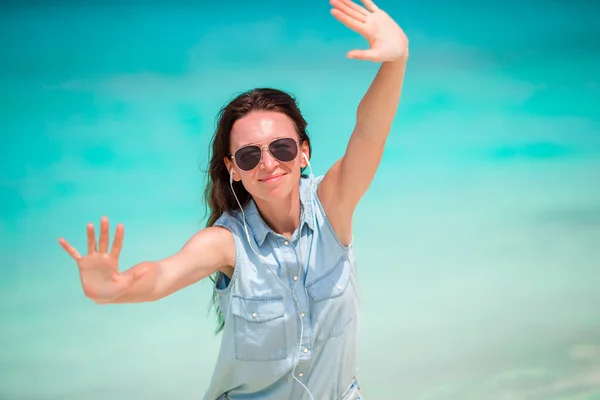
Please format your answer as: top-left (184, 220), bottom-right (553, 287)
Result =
top-left (259, 147), bottom-right (278, 170)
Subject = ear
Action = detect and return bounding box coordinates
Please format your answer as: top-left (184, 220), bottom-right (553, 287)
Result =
top-left (223, 156), bottom-right (241, 182)
top-left (300, 142), bottom-right (310, 168)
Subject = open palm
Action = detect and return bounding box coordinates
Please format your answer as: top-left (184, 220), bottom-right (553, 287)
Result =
top-left (330, 0), bottom-right (408, 62)
top-left (59, 217), bottom-right (147, 303)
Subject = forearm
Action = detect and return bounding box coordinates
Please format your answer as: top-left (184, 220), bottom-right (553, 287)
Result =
top-left (101, 228), bottom-right (231, 305)
top-left (103, 261), bottom-right (162, 304)
top-left (355, 57), bottom-right (407, 143)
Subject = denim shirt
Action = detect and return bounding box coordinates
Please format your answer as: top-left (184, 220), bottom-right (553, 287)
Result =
top-left (202, 175), bottom-right (362, 400)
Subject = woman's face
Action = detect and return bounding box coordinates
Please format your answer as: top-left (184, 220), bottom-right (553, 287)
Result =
top-left (226, 110), bottom-right (309, 202)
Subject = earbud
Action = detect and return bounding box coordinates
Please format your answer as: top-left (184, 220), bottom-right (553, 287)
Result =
top-left (303, 153), bottom-right (310, 167)
top-left (229, 168), bottom-right (233, 184)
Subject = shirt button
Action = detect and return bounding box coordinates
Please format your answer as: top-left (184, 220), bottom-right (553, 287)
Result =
top-left (252, 313), bottom-right (257, 318)
top-left (298, 372), bottom-right (304, 377)
top-left (284, 240), bottom-right (289, 246)
top-left (293, 275), bottom-right (298, 281)
top-left (300, 312), bottom-right (305, 318)
top-left (303, 348), bottom-right (309, 354)
top-left (336, 284), bottom-right (342, 290)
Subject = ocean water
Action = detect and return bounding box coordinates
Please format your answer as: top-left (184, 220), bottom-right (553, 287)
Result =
top-left (1, 0), bottom-right (599, 399)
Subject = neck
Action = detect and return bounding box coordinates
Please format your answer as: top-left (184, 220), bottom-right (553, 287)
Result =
top-left (253, 187), bottom-right (301, 240)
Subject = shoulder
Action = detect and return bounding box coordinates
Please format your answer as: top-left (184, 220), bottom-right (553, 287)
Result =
top-left (157, 222), bottom-right (236, 284)
top-left (213, 209), bottom-right (240, 228)
top-left (212, 209), bottom-right (251, 238)
top-left (186, 212), bottom-right (239, 275)
top-left (193, 224), bottom-right (236, 268)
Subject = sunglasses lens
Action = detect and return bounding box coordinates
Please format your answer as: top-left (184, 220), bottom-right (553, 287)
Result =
top-left (233, 138), bottom-right (299, 171)
top-left (269, 138), bottom-right (298, 162)
top-left (235, 146), bottom-right (261, 171)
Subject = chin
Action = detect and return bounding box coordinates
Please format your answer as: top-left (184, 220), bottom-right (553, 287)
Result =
top-left (255, 173), bottom-right (295, 200)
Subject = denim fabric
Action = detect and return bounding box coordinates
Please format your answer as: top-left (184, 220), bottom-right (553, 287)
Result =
top-left (202, 175), bottom-right (362, 400)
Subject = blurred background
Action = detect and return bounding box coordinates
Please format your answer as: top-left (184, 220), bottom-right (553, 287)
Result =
top-left (1, 0), bottom-right (599, 399)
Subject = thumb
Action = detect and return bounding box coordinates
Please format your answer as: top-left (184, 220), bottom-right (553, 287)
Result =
top-left (110, 267), bottom-right (146, 287)
top-left (132, 265), bottom-right (149, 280)
top-left (120, 264), bottom-right (149, 281)
top-left (347, 49), bottom-right (377, 61)
top-left (110, 270), bottom-right (134, 286)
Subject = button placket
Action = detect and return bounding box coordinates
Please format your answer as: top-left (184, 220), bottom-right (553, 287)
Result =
top-left (283, 237), bottom-right (301, 286)
top-left (298, 240), bottom-right (313, 360)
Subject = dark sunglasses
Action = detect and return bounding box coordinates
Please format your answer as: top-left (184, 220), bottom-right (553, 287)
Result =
top-left (230, 137), bottom-right (299, 171)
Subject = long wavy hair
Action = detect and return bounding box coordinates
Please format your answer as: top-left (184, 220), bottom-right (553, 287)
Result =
top-left (204, 87), bottom-right (312, 333)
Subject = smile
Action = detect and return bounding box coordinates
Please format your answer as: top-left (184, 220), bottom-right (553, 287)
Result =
top-left (260, 174), bottom-right (285, 183)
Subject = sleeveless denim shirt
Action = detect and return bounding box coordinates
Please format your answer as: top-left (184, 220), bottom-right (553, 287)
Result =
top-left (202, 175), bottom-right (362, 400)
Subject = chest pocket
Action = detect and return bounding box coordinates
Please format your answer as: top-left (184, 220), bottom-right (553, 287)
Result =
top-left (230, 295), bottom-right (287, 362)
top-left (306, 255), bottom-right (354, 341)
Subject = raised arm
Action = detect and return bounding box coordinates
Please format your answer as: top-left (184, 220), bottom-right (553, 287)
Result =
top-left (318, 0), bottom-right (408, 245)
top-left (59, 216), bottom-right (235, 304)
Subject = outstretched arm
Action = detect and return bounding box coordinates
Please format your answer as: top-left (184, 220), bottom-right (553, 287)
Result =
top-left (59, 217), bottom-right (235, 304)
top-left (318, 0), bottom-right (409, 245)
top-left (109, 226), bottom-right (235, 303)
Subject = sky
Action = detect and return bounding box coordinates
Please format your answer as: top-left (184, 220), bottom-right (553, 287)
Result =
top-left (1, 0), bottom-right (600, 399)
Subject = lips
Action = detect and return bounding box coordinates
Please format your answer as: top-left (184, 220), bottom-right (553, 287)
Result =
top-left (259, 173), bottom-right (285, 183)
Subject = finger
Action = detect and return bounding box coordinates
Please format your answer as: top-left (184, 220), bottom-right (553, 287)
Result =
top-left (330, 8), bottom-right (365, 34)
top-left (360, 0), bottom-right (379, 12)
top-left (110, 223), bottom-right (124, 259)
top-left (87, 223), bottom-right (96, 254)
top-left (58, 238), bottom-right (83, 261)
top-left (338, 0), bottom-right (369, 15)
top-left (331, 0), bottom-right (368, 22)
top-left (98, 216), bottom-right (109, 253)
top-left (347, 49), bottom-right (378, 61)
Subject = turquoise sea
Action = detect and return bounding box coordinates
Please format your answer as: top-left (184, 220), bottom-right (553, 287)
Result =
top-left (2, 0), bottom-right (599, 398)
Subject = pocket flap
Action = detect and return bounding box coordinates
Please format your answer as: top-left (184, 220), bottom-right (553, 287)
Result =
top-left (306, 256), bottom-right (351, 302)
top-left (231, 295), bottom-right (285, 323)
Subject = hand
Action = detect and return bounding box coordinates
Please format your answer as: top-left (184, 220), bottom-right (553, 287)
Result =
top-left (330, 0), bottom-right (409, 62)
top-left (59, 216), bottom-right (148, 303)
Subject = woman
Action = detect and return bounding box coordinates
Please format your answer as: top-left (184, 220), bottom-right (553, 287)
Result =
top-left (59, 0), bottom-right (408, 398)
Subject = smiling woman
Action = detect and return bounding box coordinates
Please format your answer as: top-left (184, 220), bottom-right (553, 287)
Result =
top-left (57, 0), bottom-right (408, 399)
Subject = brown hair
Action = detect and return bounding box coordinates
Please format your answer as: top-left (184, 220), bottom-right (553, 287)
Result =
top-left (203, 87), bottom-right (312, 332)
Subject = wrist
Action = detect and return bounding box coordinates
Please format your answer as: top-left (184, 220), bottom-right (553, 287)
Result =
top-left (383, 53), bottom-right (408, 66)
